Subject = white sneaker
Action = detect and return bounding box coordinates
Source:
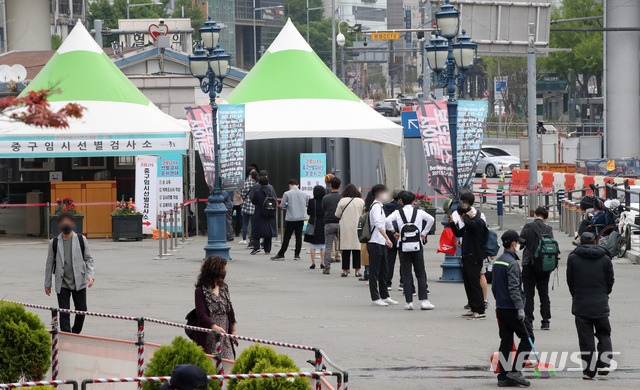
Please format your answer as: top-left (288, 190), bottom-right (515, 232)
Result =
top-left (384, 297), bottom-right (399, 305)
top-left (372, 299), bottom-right (389, 307)
top-left (404, 303), bottom-right (414, 310)
top-left (239, 240), bottom-right (247, 245)
top-left (421, 300), bottom-right (435, 310)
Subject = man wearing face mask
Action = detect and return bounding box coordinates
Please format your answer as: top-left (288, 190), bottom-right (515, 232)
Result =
top-left (44, 211), bottom-right (95, 334)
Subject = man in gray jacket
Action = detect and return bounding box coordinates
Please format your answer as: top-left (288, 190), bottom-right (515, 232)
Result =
top-left (272, 179), bottom-right (308, 261)
top-left (44, 212), bottom-right (95, 334)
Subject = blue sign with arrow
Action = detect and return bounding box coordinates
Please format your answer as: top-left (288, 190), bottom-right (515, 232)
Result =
top-left (401, 111), bottom-right (420, 138)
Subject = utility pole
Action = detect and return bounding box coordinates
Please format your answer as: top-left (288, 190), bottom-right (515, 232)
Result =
top-left (527, 22), bottom-right (538, 214)
top-left (422, 1), bottom-right (431, 98)
top-left (331, 0), bottom-right (336, 74)
top-left (497, 60), bottom-right (502, 136)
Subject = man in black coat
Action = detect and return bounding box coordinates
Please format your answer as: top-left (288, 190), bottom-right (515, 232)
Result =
top-left (567, 232), bottom-right (615, 380)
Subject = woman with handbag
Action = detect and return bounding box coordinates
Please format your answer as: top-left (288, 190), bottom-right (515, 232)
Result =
top-left (305, 185), bottom-right (326, 269)
top-left (194, 255), bottom-right (237, 359)
top-left (335, 184), bottom-right (365, 278)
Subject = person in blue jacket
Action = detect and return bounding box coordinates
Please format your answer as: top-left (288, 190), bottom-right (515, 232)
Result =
top-left (492, 230), bottom-right (532, 387)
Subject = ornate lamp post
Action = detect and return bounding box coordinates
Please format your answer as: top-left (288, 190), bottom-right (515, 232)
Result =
top-left (188, 18), bottom-right (232, 260)
top-left (425, 0), bottom-right (477, 282)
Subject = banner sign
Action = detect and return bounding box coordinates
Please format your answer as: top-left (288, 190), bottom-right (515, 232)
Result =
top-left (218, 104), bottom-right (246, 190)
top-left (135, 155), bottom-right (158, 235)
top-left (0, 134), bottom-right (187, 158)
top-left (157, 152), bottom-right (183, 232)
top-left (300, 153), bottom-right (326, 197)
top-left (457, 100), bottom-right (488, 190)
top-left (185, 105), bottom-right (216, 190)
top-left (416, 101), bottom-right (454, 196)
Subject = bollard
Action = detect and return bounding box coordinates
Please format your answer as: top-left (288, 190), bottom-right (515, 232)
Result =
top-left (163, 214), bottom-right (169, 255)
top-left (51, 308), bottom-right (59, 380)
top-left (181, 206), bottom-right (186, 243)
top-left (155, 213), bottom-right (164, 260)
top-left (497, 188), bottom-right (503, 229)
top-left (173, 204), bottom-right (179, 249)
top-left (168, 212), bottom-right (174, 252)
top-left (508, 183), bottom-right (513, 212)
top-left (136, 318), bottom-right (145, 390)
top-left (195, 201), bottom-right (199, 237)
top-left (314, 349), bottom-right (323, 390)
top-left (518, 194), bottom-right (523, 209)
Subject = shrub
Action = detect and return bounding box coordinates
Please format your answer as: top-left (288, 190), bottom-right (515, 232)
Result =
top-left (0, 301), bottom-right (51, 382)
top-left (228, 345), bottom-right (309, 390)
top-left (142, 337), bottom-right (220, 390)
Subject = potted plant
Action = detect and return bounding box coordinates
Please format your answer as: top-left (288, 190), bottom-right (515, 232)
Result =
top-left (49, 198), bottom-right (83, 238)
top-left (415, 194), bottom-right (436, 235)
top-left (111, 196), bottom-right (143, 242)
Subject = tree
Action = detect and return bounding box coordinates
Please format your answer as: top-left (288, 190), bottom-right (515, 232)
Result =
top-left (539, 0), bottom-right (603, 98)
top-left (480, 57), bottom-right (530, 117)
top-left (172, 0), bottom-right (205, 40)
top-left (0, 90), bottom-right (85, 128)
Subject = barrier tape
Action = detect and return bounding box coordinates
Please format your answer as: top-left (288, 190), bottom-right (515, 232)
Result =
top-left (0, 381), bottom-right (75, 389)
top-left (84, 373), bottom-right (334, 384)
top-left (7, 301), bottom-right (138, 321)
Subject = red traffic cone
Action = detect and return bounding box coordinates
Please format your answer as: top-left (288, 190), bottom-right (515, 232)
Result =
top-left (481, 173), bottom-right (489, 189)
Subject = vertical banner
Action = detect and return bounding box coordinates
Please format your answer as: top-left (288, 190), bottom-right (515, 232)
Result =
top-left (218, 104), bottom-right (246, 190)
top-left (300, 153), bottom-right (327, 197)
top-left (415, 101), bottom-right (454, 196)
top-left (457, 101), bottom-right (488, 190)
top-left (157, 152), bottom-right (183, 232)
top-left (185, 105), bottom-right (216, 189)
top-left (135, 155), bottom-right (157, 235)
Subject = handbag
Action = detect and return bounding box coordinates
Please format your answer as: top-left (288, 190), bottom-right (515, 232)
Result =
top-left (305, 200), bottom-right (317, 236)
top-left (185, 309), bottom-right (197, 340)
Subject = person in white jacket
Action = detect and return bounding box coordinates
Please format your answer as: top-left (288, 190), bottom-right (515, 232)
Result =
top-left (385, 191), bottom-right (435, 311)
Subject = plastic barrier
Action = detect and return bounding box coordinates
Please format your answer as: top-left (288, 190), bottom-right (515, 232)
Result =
top-left (511, 169), bottom-right (528, 192)
top-left (541, 172), bottom-right (555, 194)
top-left (552, 172), bottom-right (566, 192)
top-left (564, 173), bottom-right (576, 192)
top-left (575, 174), bottom-right (584, 192)
top-left (583, 176), bottom-right (595, 195)
top-left (594, 175), bottom-right (606, 188)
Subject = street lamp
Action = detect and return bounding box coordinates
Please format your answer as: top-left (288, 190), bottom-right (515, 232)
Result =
top-left (425, 0), bottom-right (477, 282)
top-left (188, 18), bottom-right (231, 260)
top-left (253, 2), bottom-right (285, 65)
top-left (126, 0), bottom-right (163, 19)
top-left (336, 21), bottom-right (350, 83)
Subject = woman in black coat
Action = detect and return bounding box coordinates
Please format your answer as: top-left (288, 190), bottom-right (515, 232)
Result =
top-left (251, 175), bottom-right (277, 255)
top-left (304, 185), bottom-right (326, 269)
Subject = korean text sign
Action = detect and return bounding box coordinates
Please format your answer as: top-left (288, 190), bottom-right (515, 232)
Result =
top-left (300, 153), bottom-right (326, 197)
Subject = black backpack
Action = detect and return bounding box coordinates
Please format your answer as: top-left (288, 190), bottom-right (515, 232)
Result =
top-left (399, 208), bottom-right (422, 252)
top-left (261, 189), bottom-right (278, 217)
top-left (51, 235), bottom-right (85, 274)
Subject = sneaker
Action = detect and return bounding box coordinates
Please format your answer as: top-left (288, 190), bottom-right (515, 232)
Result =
top-left (421, 300), bottom-right (435, 310)
top-left (405, 303), bottom-right (414, 311)
top-left (541, 321), bottom-right (550, 330)
top-left (384, 297), bottom-right (399, 305)
top-left (250, 249), bottom-right (261, 255)
top-left (598, 367), bottom-right (611, 376)
top-left (341, 272), bottom-right (348, 277)
top-left (372, 299), bottom-right (389, 307)
top-left (387, 286), bottom-right (392, 291)
top-left (582, 374), bottom-right (594, 380)
top-left (270, 255), bottom-right (285, 261)
top-left (466, 312), bottom-right (487, 320)
top-left (485, 300), bottom-right (489, 309)
top-left (239, 240), bottom-right (247, 245)
top-left (464, 304), bottom-right (470, 310)
top-left (505, 372), bottom-right (530, 386)
top-left (309, 264), bottom-right (316, 270)
top-left (497, 378), bottom-right (519, 387)
top-left (294, 256), bottom-right (301, 261)
top-left (461, 311), bottom-right (475, 318)
top-left (322, 269), bottom-right (331, 275)
top-left (398, 284), bottom-right (404, 291)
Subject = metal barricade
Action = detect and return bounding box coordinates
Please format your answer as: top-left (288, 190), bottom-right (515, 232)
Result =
top-left (0, 380), bottom-right (78, 390)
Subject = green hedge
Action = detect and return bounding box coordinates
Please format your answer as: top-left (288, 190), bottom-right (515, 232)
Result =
top-left (0, 301), bottom-right (51, 383)
top-left (228, 345), bottom-right (309, 390)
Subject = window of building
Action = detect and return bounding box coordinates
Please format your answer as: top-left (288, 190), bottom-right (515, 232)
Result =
top-left (19, 158), bottom-right (55, 171)
top-left (71, 157), bottom-right (107, 170)
top-left (115, 156), bottom-right (136, 169)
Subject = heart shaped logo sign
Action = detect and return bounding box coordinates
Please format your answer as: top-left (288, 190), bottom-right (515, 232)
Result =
top-left (148, 23), bottom-right (169, 41)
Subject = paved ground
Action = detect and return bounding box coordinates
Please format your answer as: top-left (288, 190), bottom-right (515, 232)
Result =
top-left (2, 208), bottom-right (639, 389)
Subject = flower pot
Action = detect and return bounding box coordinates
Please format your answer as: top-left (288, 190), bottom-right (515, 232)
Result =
top-left (424, 208), bottom-right (436, 235)
top-left (49, 215), bottom-right (84, 238)
top-left (111, 214), bottom-right (143, 242)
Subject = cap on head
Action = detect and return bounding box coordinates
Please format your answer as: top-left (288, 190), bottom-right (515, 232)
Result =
top-left (159, 365), bottom-right (208, 390)
top-left (501, 230), bottom-right (520, 247)
top-left (580, 232), bottom-right (596, 244)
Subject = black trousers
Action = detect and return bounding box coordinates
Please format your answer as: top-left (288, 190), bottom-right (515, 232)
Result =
top-left (496, 308), bottom-right (534, 381)
top-left (232, 205), bottom-right (242, 236)
top-left (277, 220), bottom-right (304, 257)
top-left (399, 250), bottom-right (428, 303)
top-left (462, 254), bottom-right (485, 314)
top-left (57, 287), bottom-right (87, 334)
top-left (575, 316), bottom-right (613, 377)
top-left (522, 264), bottom-right (551, 324)
top-left (341, 250), bottom-right (361, 270)
top-left (367, 243), bottom-right (389, 301)
top-left (385, 232), bottom-right (398, 286)
top-left (254, 236), bottom-right (272, 253)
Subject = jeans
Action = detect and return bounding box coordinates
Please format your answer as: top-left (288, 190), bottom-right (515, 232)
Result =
top-left (399, 250), bottom-right (428, 303)
top-left (575, 316), bottom-right (613, 378)
top-left (496, 308), bottom-right (534, 381)
top-left (341, 250), bottom-right (361, 270)
top-left (254, 236), bottom-right (272, 253)
top-left (522, 264), bottom-right (551, 324)
top-left (323, 223), bottom-right (340, 269)
top-left (277, 220), bottom-right (304, 258)
top-left (367, 243), bottom-right (389, 301)
top-left (462, 254), bottom-right (485, 314)
top-left (242, 213), bottom-right (252, 241)
top-left (57, 287), bottom-right (87, 334)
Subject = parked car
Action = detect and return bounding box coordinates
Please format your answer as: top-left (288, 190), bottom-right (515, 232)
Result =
top-left (476, 147), bottom-right (520, 177)
top-left (374, 100), bottom-right (400, 117)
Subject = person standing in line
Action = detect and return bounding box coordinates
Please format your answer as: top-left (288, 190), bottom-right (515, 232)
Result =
top-left (239, 170), bottom-right (258, 246)
top-left (519, 206), bottom-right (554, 330)
top-left (384, 189), bottom-right (404, 291)
top-left (567, 232), bottom-right (615, 380)
top-left (250, 174), bottom-right (277, 255)
top-left (385, 191), bottom-right (435, 310)
top-left (366, 184), bottom-right (397, 307)
top-left (194, 255), bottom-right (237, 360)
top-left (305, 185), bottom-right (326, 269)
top-left (322, 176), bottom-right (342, 274)
top-left (492, 230), bottom-right (532, 387)
top-left (323, 173), bottom-right (341, 263)
top-left (232, 190), bottom-right (243, 238)
top-left (44, 212), bottom-right (95, 334)
top-left (335, 184), bottom-right (365, 277)
top-left (272, 179), bottom-right (308, 261)
top-left (449, 201), bottom-right (486, 320)
top-left (223, 190), bottom-right (234, 242)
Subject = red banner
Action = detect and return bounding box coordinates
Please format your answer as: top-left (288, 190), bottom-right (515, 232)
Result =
top-left (416, 101), bottom-right (454, 196)
top-left (184, 106), bottom-right (216, 190)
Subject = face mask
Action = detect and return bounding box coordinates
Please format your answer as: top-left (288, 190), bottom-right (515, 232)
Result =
top-left (61, 225), bottom-right (73, 234)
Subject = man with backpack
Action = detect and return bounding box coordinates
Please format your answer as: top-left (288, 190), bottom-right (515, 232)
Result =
top-left (385, 191), bottom-right (435, 310)
top-left (519, 206), bottom-right (558, 330)
top-left (44, 212), bottom-right (95, 334)
top-left (250, 173), bottom-right (278, 255)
